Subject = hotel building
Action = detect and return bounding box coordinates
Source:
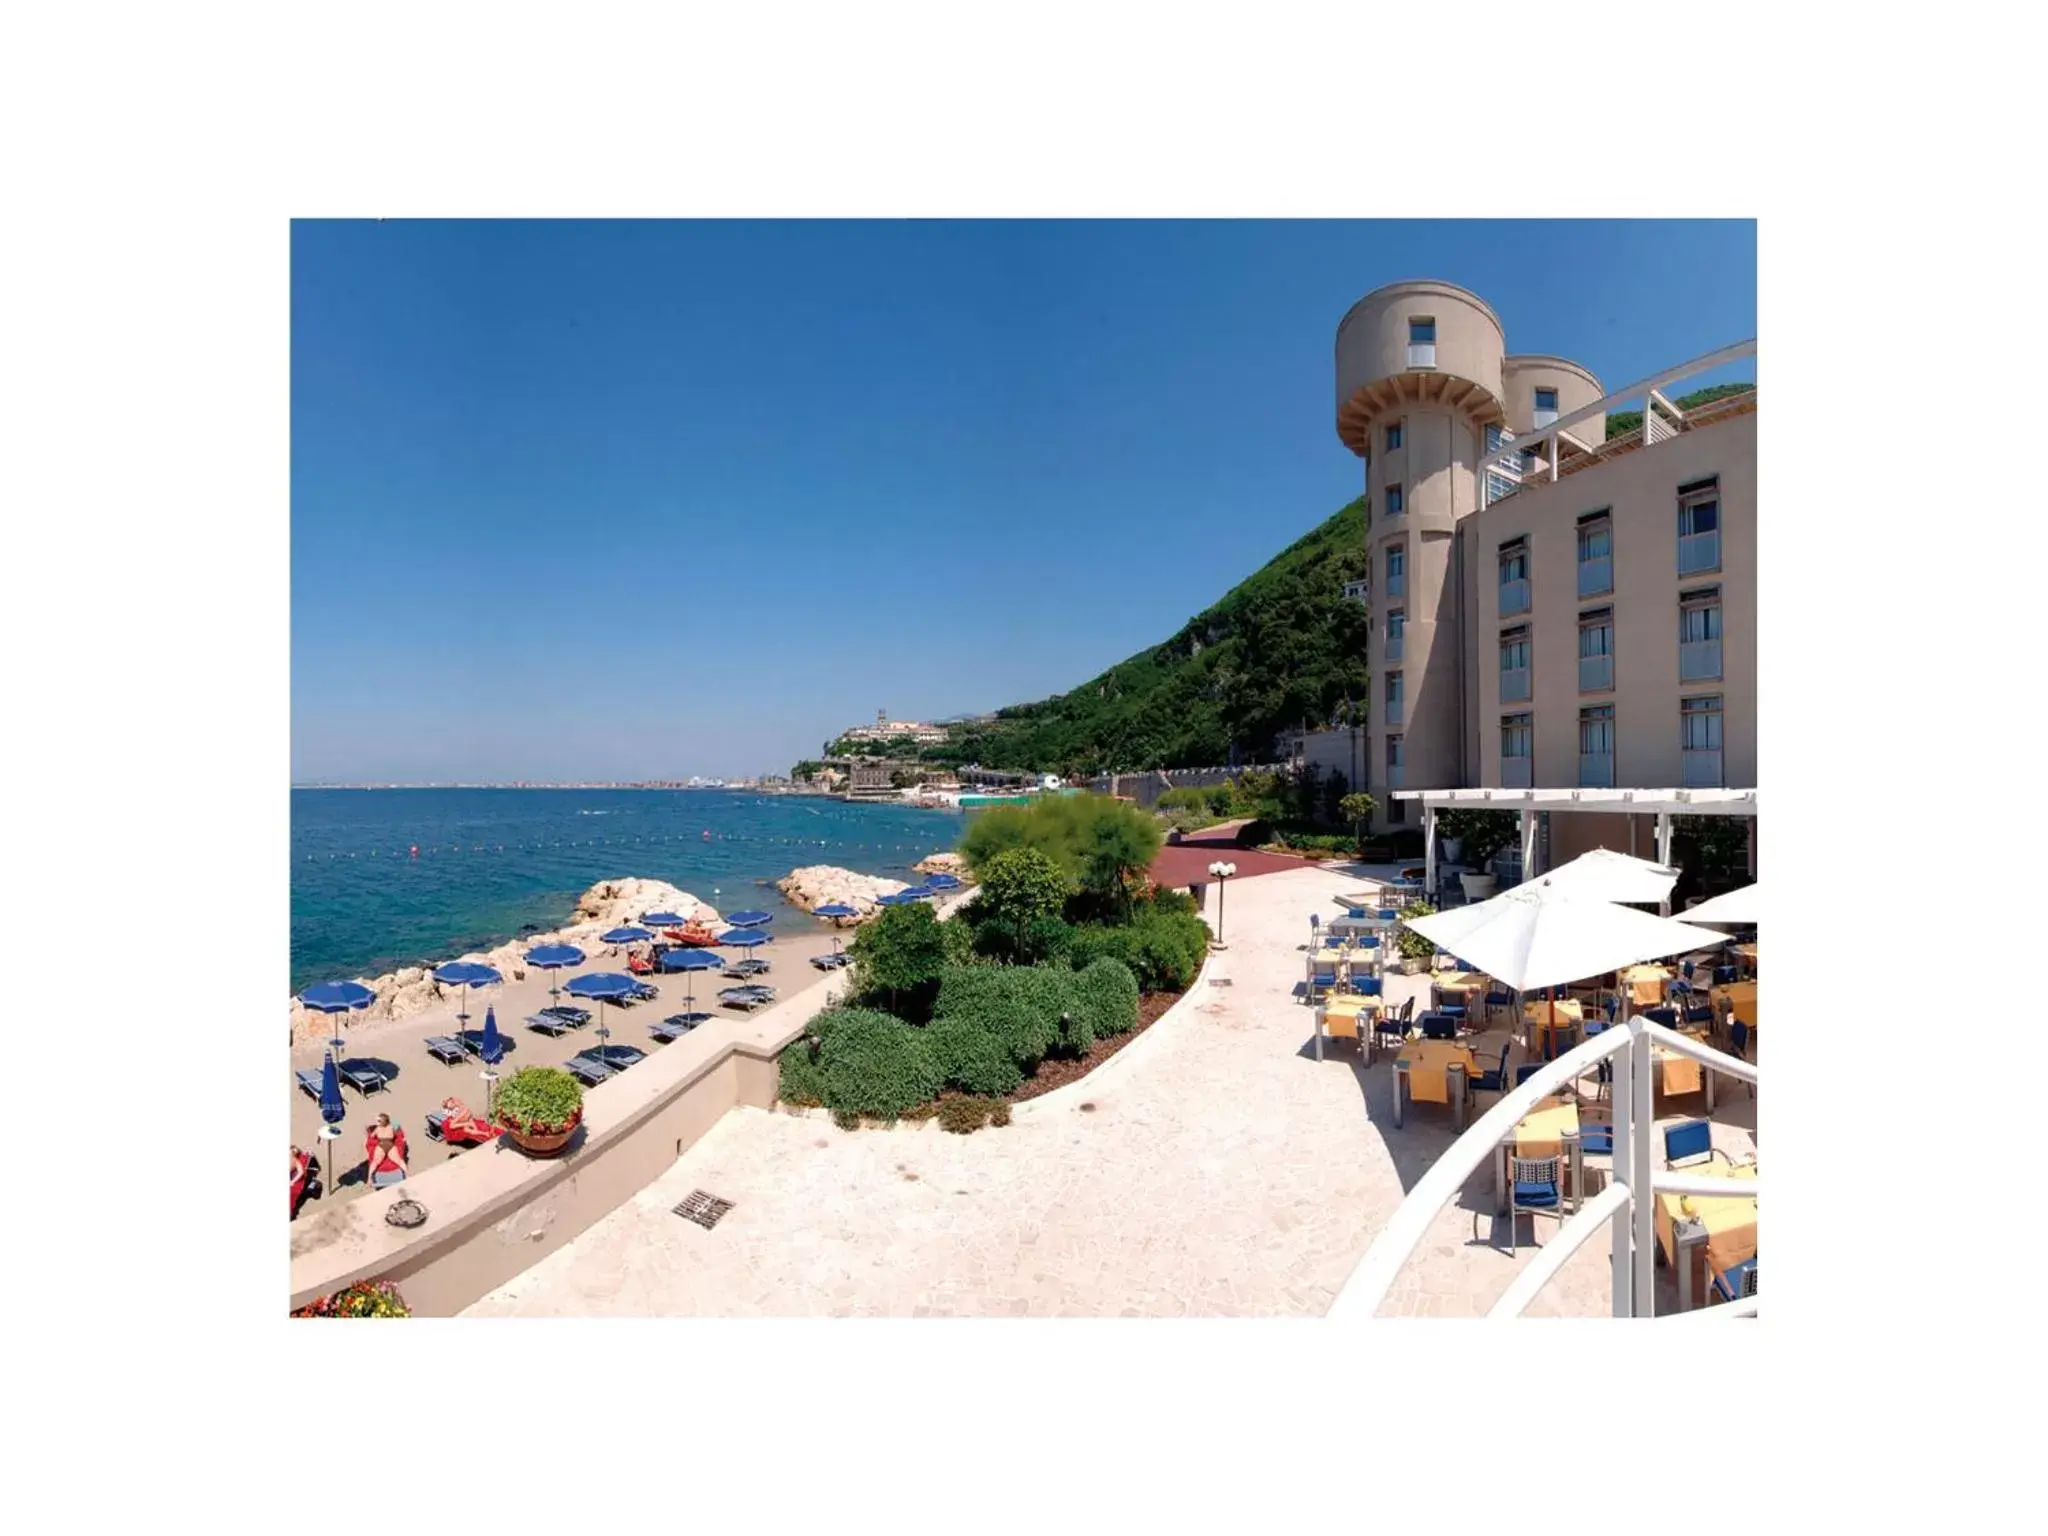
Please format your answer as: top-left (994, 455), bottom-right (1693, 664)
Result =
top-left (1325, 279), bottom-right (1755, 871)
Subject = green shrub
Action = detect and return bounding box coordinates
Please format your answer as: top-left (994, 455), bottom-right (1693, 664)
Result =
top-left (1066, 909), bottom-right (1208, 991)
top-left (832, 1108), bottom-right (862, 1131)
top-left (848, 904), bottom-right (951, 1021)
top-left (778, 1043), bottom-right (827, 1107)
top-left (1147, 887), bottom-right (1198, 918)
top-left (1394, 901), bottom-right (1437, 962)
top-left (1060, 1002), bottom-right (1096, 1055)
top-left (989, 1099), bottom-right (1012, 1128)
top-left (937, 1096), bottom-right (994, 1134)
top-left (959, 796), bottom-right (1162, 917)
top-left (813, 1008), bottom-right (943, 1117)
top-left (1073, 957), bottom-right (1141, 1039)
top-left (1156, 786), bottom-right (1212, 813)
top-left (493, 1066), bottom-right (584, 1135)
top-left (933, 964), bottom-right (1071, 1071)
top-left (925, 1016), bottom-right (1025, 1096)
top-left (940, 913), bottom-right (978, 969)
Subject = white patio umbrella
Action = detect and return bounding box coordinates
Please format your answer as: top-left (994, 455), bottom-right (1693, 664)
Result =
top-left (1681, 881), bottom-right (1758, 925)
top-left (1535, 847), bottom-right (1680, 906)
top-left (1403, 877), bottom-right (1730, 1057)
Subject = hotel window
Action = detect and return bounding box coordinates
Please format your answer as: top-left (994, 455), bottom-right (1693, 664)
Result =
top-left (1385, 482), bottom-right (1404, 521)
top-left (1385, 542), bottom-right (1405, 601)
top-left (1534, 386), bottom-right (1559, 428)
top-left (1679, 586), bottom-right (1724, 682)
top-left (1579, 704), bottom-right (1615, 788)
top-left (1576, 510), bottom-right (1613, 597)
top-left (1408, 317), bottom-right (1436, 368)
top-left (1385, 422), bottom-right (1403, 452)
top-left (1501, 712), bottom-right (1533, 789)
top-left (1498, 537), bottom-right (1530, 617)
top-left (1499, 624), bottom-right (1531, 703)
top-left (1578, 606), bottom-right (1614, 693)
top-left (1385, 606), bottom-right (1405, 663)
top-left (1386, 733), bottom-right (1405, 796)
top-left (1677, 476), bottom-right (1721, 575)
top-left (1385, 670), bottom-right (1404, 728)
top-left (1681, 695), bottom-right (1724, 788)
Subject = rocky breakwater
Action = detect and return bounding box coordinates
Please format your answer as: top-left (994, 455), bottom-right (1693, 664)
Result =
top-left (289, 877), bottom-right (721, 1046)
top-left (912, 851), bottom-right (974, 882)
top-left (776, 865), bottom-right (912, 922)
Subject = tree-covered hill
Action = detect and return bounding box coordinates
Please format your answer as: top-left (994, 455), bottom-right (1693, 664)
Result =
top-left (928, 498), bottom-right (1373, 775)
top-left (1606, 382), bottom-right (1753, 441)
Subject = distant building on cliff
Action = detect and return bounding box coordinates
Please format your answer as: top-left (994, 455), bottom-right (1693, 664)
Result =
top-left (840, 709), bottom-right (949, 747)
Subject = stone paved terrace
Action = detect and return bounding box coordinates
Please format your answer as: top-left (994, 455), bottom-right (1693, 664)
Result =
top-left (466, 864), bottom-right (1755, 1317)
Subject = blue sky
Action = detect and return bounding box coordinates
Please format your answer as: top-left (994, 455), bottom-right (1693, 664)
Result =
top-left (292, 219), bottom-right (1756, 781)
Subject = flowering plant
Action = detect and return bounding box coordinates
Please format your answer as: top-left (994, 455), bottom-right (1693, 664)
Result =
top-left (292, 1279), bottom-right (410, 1318)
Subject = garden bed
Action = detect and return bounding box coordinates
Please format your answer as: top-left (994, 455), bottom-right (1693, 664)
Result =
top-left (1003, 989), bottom-right (1180, 1103)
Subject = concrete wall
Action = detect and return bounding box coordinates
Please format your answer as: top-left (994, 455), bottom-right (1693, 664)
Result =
top-left (1467, 412), bottom-right (1756, 790)
top-left (1078, 763), bottom-right (1293, 809)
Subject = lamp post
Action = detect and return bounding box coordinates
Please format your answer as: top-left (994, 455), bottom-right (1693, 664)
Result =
top-left (1208, 860), bottom-right (1237, 949)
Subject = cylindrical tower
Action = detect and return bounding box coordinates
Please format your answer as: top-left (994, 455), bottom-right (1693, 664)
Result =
top-left (1334, 280), bottom-right (1507, 825)
top-left (1503, 354), bottom-right (1605, 445)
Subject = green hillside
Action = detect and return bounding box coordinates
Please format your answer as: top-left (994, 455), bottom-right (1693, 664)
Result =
top-left (1606, 382), bottom-right (1752, 441)
top-left (929, 499), bottom-right (1373, 775)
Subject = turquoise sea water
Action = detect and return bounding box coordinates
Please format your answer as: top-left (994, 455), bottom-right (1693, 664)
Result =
top-left (290, 788), bottom-right (961, 992)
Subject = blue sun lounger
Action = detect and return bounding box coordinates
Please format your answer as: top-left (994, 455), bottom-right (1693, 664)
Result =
top-left (295, 1069), bottom-right (324, 1101)
top-left (650, 1013), bottom-right (707, 1043)
top-left (425, 1035), bottom-right (466, 1065)
top-left (565, 1045), bottom-right (645, 1085)
top-left (337, 1061), bottom-right (389, 1096)
top-left (525, 1011), bottom-right (574, 1036)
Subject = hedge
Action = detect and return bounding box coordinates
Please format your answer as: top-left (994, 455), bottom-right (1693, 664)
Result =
top-left (933, 964), bottom-right (1078, 1071)
top-left (1064, 908), bottom-right (1208, 992)
top-left (811, 1008), bottom-right (943, 1118)
top-left (778, 1043), bottom-right (828, 1107)
top-left (1072, 957), bottom-right (1141, 1040)
top-left (925, 1016), bottom-right (1025, 1097)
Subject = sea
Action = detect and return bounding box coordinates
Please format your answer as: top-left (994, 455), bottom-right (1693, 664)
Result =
top-left (290, 788), bottom-right (961, 993)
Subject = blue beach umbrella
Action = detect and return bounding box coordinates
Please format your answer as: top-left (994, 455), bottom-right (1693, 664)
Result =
top-left (641, 911), bottom-right (689, 928)
top-left (726, 910), bottom-right (774, 928)
top-left (874, 891), bottom-right (918, 908)
top-left (524, 943), bottom-right (586, 1001)
top-left (432, 960), bottom-right (502, 1025)
top-left (600, 925), bottom-right (655, 951)
top-left (812, 903), bottom-right (860, 920)
top-left (298, 979), bottom-right (375, 1056)
top-left (564, 971), bottom-right (637, 1056)
top-left (921, 872), bottom-right (962, 891)
top-left (315, 1048), bottom-right (348, 1168)
top-left (717, 929), bottom-right (771, 949)
top-left (659, 946), bottom-right (721, 1016)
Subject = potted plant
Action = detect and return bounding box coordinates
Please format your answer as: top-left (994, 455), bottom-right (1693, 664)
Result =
top-left (292, 1279), bottom-right (410, 1318)
top-left (1393, 901), bottom-right (1437, 974)
top-left (493, 1065), bottom-right (585, 1157)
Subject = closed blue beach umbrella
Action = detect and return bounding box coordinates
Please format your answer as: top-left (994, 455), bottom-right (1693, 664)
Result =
top-left (298, 979), bottom-right (375, 1057)
top-left (315, 1048), bottom-right (348, 1171)
top-left (478, 1004), bottom-right (505, 1065)
top-left (432, 960), bottom-right (502, 1025)
top-left (524, 943), bottom-right (586, 1001)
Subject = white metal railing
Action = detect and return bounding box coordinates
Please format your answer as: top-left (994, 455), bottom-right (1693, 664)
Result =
top-left (1333, 1017), bottom-right (1757, 1319)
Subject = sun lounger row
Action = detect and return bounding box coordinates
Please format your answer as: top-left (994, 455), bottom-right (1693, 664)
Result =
top-left (524, 1005), bottom-right (593, 1035)
top-left (718, 984), bottom-right (776, 1010)
top-left (650, 1011), bottom-right (709, 1042)
top-left (565, 1045), bottom-right (647, 1085)
top-left (809, 952), bottom-right (852, 971)
top-left (294, 1062), bottom-right (389, 1099)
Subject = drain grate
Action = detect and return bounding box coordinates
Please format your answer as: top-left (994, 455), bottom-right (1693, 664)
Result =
top-left (672, 1190), bottom-right (735, 1229)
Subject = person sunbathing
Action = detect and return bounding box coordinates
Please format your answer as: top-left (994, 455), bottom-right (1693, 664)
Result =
top-left (438, 1096), bottom-right (496, 1142)
top-left (364, 1112), bottom-right (408, 1187)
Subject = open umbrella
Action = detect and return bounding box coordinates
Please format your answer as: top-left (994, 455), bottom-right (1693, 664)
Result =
top-left (640, 911), bottom-right (690, 928)
top-left (600, 926), bottom-right (654, 960)
top-left (1681, 882), bottom-right (1758, 925)
top-left (298, 979), bottom-right (375, 1057)
top-left (873, 891), bottom-right (918, 908)
top-left (658, 946), bottom-right (721, 1019)
top-left (1402, 877), bottom-right (1728, 1056)
top-left (431, 960), bottom-right (502, 1025)
top-left (813, 901), bottom-right (860, 956)
top-left (725, 910), bottom-right (774, 928)
top-left (563, 971), bottom-right (637, 1065)
top-left (920, 872), bottom-right (962, 891)
top-left (1536, 848), bottom-right (1681, 906)
top-left (524, 943), bottom-right (586, 1001)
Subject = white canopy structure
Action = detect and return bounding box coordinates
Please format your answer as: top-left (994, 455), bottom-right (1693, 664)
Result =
top-left (1680, 881), bottom-right (1758, 925)
top-left (1401, 879), bottom-right (1728, 993)
top-left (1534, 848), bottom-right (1679, 906)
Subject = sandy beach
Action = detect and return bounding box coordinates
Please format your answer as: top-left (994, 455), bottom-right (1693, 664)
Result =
top-left (288, 901), bottom-right (858, 1213)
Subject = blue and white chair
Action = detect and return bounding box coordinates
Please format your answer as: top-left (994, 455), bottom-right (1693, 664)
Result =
top-left (1504, 1155), bottom-right (1565, 1256)
top-left (1662, 1118), bottom-right (1731, 1169)
top-left (1711, 1257), bottom-right (1758, 1304)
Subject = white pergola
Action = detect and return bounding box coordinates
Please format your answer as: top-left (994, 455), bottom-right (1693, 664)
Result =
top-left (1394, 787), bottom-right (1758, 917)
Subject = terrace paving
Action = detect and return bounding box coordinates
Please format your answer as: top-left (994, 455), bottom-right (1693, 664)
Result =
top-left (466, 864), bottom-right (1754, 1317)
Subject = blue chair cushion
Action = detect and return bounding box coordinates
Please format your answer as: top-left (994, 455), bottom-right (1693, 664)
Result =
top-left (1514, 1064), bottom-right (1544, 1086)
top-left (1512, 1182), bottom-right (1561, 1207)
top-left (1578, 1126), bottom-right (1614, 1155)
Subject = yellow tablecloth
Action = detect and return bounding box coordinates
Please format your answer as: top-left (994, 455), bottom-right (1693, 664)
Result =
top-left (1655, 1160), bottom-right (1758, 1282)
top-left (1621, 964), bottom-right (1671, 1007)
top-left (1715, 981), bottom-right (1759, 1034)
top-left (1511, 1096), bottom-right (1580, 1159)
top-left (1652, 1026), bottom-right (1712, 1096)
top-left (1398, 1040), bottom-right (1476, 1104)
top-left (1310, 944), bottom-right (1352, 965)
top-left (1433, 971), bottom-right (1486, 998)
top-left (1319, 995), bottom-right (1382, 1038)
top-left (1523, 997), bottom-right (1585, 1028)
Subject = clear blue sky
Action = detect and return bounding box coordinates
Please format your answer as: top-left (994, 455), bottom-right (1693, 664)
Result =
top-left (292, 219), bottom-right (1756, 782)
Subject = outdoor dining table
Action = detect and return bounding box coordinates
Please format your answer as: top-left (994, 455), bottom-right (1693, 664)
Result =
top-left (1391, 1039), bottom-right (1475, 1130)
top-left (1714, 980), bottom-right (1759, 1038)
top-left (1652, 1025), bottom-right (1721, 1109)
top-left (1523, 996), bottom-right (1585, 1057)
top-left (1620, 964), bottom-right (1672, 1008)
top-left (1312, 993), bottom-right (1384, 1061)
top-left (1656, 1159), bottom-right (1758, 1310)
top-left (1494, 1094), bottom-right (1588, 1213)
top-left (1733, 943), bottom-right (1758, 976)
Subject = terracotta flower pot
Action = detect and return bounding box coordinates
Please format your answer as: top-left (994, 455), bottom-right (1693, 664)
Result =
top-left (501, 1108), bottom-right (583, 1157)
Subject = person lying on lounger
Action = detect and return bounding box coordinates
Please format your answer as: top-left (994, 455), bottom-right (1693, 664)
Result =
top-left (437, 1096), bottom-right (498, 1143)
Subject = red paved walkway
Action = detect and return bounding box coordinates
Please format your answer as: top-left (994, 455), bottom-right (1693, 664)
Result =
top-left (1151, 843), bottom-right (1318, 888)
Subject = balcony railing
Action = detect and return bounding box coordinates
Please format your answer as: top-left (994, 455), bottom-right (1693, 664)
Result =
top-left (1501, 757), bottom-right (1533, 789)
top-left (1678, 531), bottom-right (1721, 575)
top-left (1500, 667), bottom-right (1531, 703)
top-left (1386, 575), bottom-right (1405, 601)
top-left (1387, 763), bottom-right (1404, 789)
top-left (1681, 749), bottom-right (1723, 789)
top-left (1386, 630), bottom-right (1404, 662)
top-left (1679, 638), bottom-right (1722, 682)
top-left (1499, 578), bottom-right (1531, 616)
top-left (1579, 653), bottom-right (1613, 693)
top-left (1579, 752), bottom-right (1615, 787)
top-left (1386, 699), bottom-right (1404, 727)
top-left (1342, 579), bottom-right (1370, 606)
top-left (1408, 342), bottom-right (1436, 369)
top-left (1578, 556), bottom-right (1612, 597)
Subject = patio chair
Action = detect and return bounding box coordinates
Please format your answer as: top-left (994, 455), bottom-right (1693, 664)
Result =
top-left (1482, 984), bottom-right (1515, 1028)
top-left (1431, 985), bottom-right (1468, 1026)
top-left (1711, 1258), bottom-right (1758, 1304)
top-left (1369, 998), bottom-right (1411, 1061)
top-left (1420, 1013), bottom-right (1458, 1042)
top-left (337, 1061), bottom-right (389, 1096)
top-left (1504, 1155), bottom-right (1565, 1257)
top-left (1514, 1063), bottom-right (1545, 1088)
top-left (1712, 964), bottom-right (1739, 986)
top-left (1663, 1118), bottom-right (1732, 1169)
top-left (1469, 1044), bottom-right (1512, 1103)
top-left (1642, 1004), bottom-right (1679, 1029)
top-left (1349, 974), bottom-right (1383, 998)
top-left (424, 1035), bottom-right (467, 1066)
top-left (1307, 960), bottom-right (1341, 1002)
top-left (1576, 1121), bottom-right (1615, 1194)
top-left (1728, 1019), bottom-right (1750, 1060)
top-left (1680, 996), bottom-right (1715, 1032)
